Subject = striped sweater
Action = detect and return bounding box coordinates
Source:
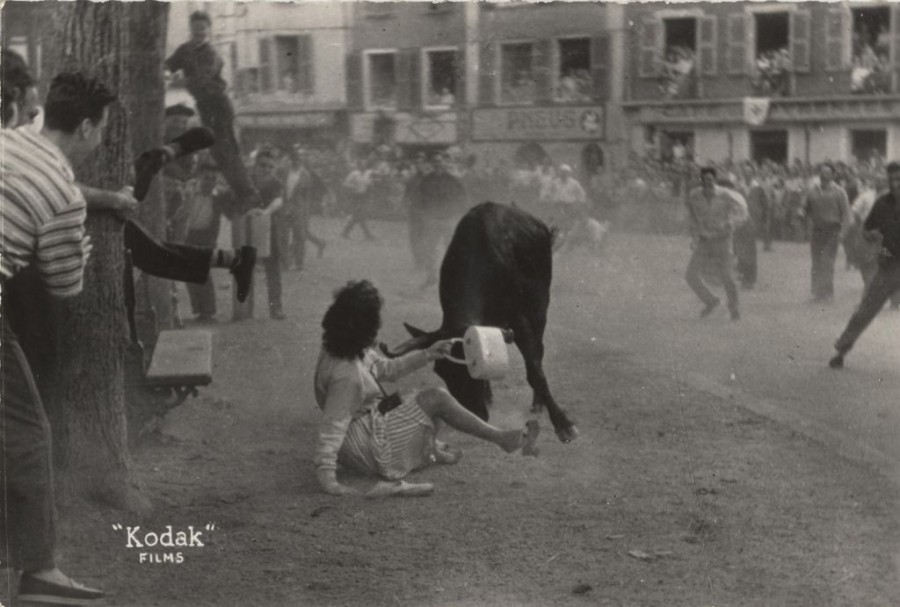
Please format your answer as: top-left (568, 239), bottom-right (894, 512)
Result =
top-left (0, 128), bottom-right (87, 297)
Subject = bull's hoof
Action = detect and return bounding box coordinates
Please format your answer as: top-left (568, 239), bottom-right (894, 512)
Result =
top-left (556, 425), bottom-right (580, 444)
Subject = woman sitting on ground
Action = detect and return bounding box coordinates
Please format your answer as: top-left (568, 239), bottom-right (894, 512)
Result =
top-left (314, 280), bottom-right (538, 497)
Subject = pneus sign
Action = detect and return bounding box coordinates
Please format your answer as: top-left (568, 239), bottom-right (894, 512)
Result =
top-left (472, 105), bottom-right (605, 141)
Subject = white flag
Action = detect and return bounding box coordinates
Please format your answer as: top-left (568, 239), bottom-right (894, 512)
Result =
top-left (743, 97), bottom-right (770, 126)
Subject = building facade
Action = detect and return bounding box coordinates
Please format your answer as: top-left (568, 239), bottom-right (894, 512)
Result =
top-left (345, 1), bottom-right (470, 155)
top-left (470, 3), bottom-right (623, 176)
top-left (344, 2), bottom-right (624, 177)
top-left (623, 1), bottom-right (900, 166)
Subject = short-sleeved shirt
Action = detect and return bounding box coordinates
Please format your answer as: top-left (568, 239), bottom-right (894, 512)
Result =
top-left (0, 128), bottom-right (86, 297)
top-left (863, 192), bottom-right (900, 260)
top-left (165, 41), bottom-right (227, 99)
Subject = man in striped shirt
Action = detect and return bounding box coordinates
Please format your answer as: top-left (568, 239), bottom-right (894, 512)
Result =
top-left (1, 57), bottom-right (109, 605)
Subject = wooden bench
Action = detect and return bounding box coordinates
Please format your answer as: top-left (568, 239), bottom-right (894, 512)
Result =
top-left (145, 329), bottom-right (213, 391)
top-left (125, 328), bottom-right (213, 441)
top-left (123, 250), bottom-right (216, 440)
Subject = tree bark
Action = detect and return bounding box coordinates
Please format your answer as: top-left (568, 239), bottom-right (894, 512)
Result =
top-left (129, 2), bottom-right (174, 339)
top-left (35, 0), bottom-right (168, 514)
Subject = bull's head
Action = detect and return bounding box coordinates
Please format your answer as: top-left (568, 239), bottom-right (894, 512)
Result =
top-left (382, 323), bottom-right (513, 422)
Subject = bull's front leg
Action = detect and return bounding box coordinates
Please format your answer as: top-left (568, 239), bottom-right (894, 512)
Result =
top-left (511, 315), bottom-right (579, 443)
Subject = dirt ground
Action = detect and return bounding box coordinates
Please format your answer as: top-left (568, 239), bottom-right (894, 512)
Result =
top-left (46, 218), bottom-right (900, 606)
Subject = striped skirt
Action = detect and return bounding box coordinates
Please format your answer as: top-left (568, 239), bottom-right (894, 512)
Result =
top-left (338, 393), bottom-right (435, 481)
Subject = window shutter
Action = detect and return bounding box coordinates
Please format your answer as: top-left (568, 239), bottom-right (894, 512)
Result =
top-left (892, 5), bottom-right (900, 69)
top-left (638, 19), bottom-right (660, 78)
top-left (791, 10), bottom-right (812, 73)
top-left (591, 34), bottom-right (610, 101)
top-left (298, 35), bottom-right (314, 94)
top-left (534, 39), bottom-right (552, 103)
top-left (259, 38), bottom-right (273, 92)
top-left (824, 8), bottom-right (846, 72)
top-left (455, 48), bottom-right (466, 107)
top-left (698, 15), bottom-right (718, 76)
top-left (479, 41), bottom-right (496, 106)
top-left (408, 49), bottom-right (421, 110)
top-left (396, 50), bottom-right (414, 110)
top-left (346, 52), bottom-right (363, 110)
top-left (726, 14), bottom-right (747, 75)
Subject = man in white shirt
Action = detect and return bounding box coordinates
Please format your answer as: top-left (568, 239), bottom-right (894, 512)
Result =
top-left (341, 159), bottom-right (376, 241)
top-left (685, 167), bottom-right (749, 321)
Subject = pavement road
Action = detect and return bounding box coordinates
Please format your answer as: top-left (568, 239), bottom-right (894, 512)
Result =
top-left (550, 230), bottom-right (900, 487)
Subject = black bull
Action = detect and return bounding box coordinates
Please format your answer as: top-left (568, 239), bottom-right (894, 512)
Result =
top-left (384, 202), bottom-right (579, 443)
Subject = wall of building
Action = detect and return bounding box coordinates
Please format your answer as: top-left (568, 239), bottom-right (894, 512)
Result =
top-left (352, 3), bottom-right (465, 50)
top-left (480, 3), bottom-right (608, 40)
top-left (693, 128), bottom-right (731, 165)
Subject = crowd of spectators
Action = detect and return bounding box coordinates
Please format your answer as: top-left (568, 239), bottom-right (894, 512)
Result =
top-left (245, 140), bottom-right (891, 251)
top-left (851, 25), bottom-right (891, 95)
top-left (606, 152), bottom-right (890, 244)
top-left (555, 68), bottom-right (593, 103)
top-left (753, 47), bottom-right (791, 97)
top-left (659, 46), bottom-right (695, 99)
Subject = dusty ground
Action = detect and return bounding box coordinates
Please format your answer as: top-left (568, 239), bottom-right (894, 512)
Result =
top-left (45, 218), bottom-right (900, 606)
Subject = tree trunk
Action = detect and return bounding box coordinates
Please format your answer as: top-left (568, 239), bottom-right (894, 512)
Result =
top-left (35, 0), bottom-right (168, 514)
top-left (129, 2), bottom-right (174, 340)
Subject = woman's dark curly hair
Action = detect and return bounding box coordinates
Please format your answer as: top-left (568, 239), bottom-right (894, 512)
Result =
top-left (322, 280), bottom-right (383, 359)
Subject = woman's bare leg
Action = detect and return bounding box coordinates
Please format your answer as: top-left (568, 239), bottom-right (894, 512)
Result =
top-left (416, 388), bottom-right (534, 453)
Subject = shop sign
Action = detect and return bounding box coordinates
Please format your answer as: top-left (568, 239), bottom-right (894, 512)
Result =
top-left (395, 112), bottom-right (457, 144)
top-left (236, 112), bottom-right (333, 129)
top-left (350, 112), bottom-right (458, 144)
top-left (472, 106), bottom-right (605, 141)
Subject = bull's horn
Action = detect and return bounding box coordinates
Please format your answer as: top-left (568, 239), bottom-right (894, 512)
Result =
top-left (382, 332), bottom-right (438, 358)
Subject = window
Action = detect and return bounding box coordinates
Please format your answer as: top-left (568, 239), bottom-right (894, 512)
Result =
top-left (237, 67), bottom-right (260, 96)
top-left (661, 131), bottom-right (694, 163)
top-left (660, 18), bottom-right (697, 99)
top-left (500, 42), bottom-right (535, 104)
top-left (275, 37), bottom-right (300, 92)
top-left (256, 36), bottom-right (313, 95)
top-left (752, 13), bottom-right (791, 96)
top-left (851, 7), bottom-right (891, 94)
top-left (555, 38), bottom-right (592, 103)
top-left (750, 130), bottom-right (788, 164)
top-left (366, 51), bottom-right (398, 109)
top-left (851, 130), bottom-right (887, 163)
top-left (423, 49), bottom-right (457, 108)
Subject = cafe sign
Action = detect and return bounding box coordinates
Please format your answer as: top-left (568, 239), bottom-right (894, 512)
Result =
top-left (472, 105), bottom-right (605, 141)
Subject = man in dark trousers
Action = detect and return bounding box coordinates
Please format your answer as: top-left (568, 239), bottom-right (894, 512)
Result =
top-left (165, 10), bottom-right (257, 210)
top-left (283, 147), bottom-right (327, 271)
top-left (411, 152), bottom-right (469, 288)
top-left (0, 61), bottom-right (108, 606)
top-left (801, 163), bottom-right (851, 304)
top-left (235, 148), bottom-right (286, 321)
top-left (830, 162), bottom-right (900, 369)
